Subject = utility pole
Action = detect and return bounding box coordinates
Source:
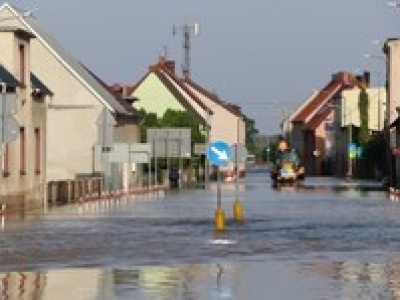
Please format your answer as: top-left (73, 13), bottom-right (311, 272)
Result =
top-left (173, 22), bottom-right (200, 78)
top-left (347, 120), bottom-right (353, 179)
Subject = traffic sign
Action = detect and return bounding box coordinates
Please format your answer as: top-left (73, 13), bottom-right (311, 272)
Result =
top-left (147, 128), bottom-right (191, 158)
top-left (194, 143), bottom-right (206, 155)
top-left (232, 143), bottom-right (248, 163)
top-left (94, 143), bottom-right (152, 163)
top-left (206, 140), bottom-right (232, 166)
top-left (348, 143), bottom-right (357, 159)
top-left (96, 108), bottom-right (116, 148)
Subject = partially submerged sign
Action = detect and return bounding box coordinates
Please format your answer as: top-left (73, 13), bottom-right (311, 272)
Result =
top-left (147, 128), bottom-right (191, 158)
top-left (231, 143), bottom-right (248, 163)
top-left (95, 143), bottom-right (152, 163)
top-left (206, 140), bottom-right (232, 166)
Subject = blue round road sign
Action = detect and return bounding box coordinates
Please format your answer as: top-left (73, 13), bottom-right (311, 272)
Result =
top-left (206, 140), bottom-right (232, 166)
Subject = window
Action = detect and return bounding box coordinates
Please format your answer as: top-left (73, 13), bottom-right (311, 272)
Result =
top-left (19, 44), bottom-right (25, 85)
top-left (20, 127), bottom-right (25, 175)
top-left (34, 128), bottom-right (40, 174)
top-left (3, 143), bottom-right (10, 177)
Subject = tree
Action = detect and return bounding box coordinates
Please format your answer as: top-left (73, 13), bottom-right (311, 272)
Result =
top-left (245, 117), bottom-right (259, 154)
top-left (161, 109), bottom-right (205, 144)
top-left (358, 86), bottom-right (370, 144)
top-left (139, 108), bottom-right (206, 144)
top-left (138, 109), bottom-right (159, 142)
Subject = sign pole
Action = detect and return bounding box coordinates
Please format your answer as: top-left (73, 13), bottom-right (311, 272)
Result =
top-left (206, 140), bottom-right (232, 232)
top-left (233, 118), bottom-right (244, 223)
top-left (179, 133), bottom-right (183, 189)
top-left (217, 167), bottom-right (221, 208)
top-left (214, 166), bottom-right (225, 232)
top-left (166, 135), bottom-right (170, 186)
top-left (153, 139), bottom-right (157, 187)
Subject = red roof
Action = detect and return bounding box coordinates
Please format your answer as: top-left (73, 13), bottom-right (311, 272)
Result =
top-left (292, 80), bottom-right (342, 123)
top-left (306, 105), bottom-right (334, 130)
top-left (292, 72), bottom-right (359, 129)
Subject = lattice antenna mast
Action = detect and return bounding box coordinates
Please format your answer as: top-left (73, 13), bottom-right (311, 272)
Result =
top-left (173, 22), bottom-right (200, 78)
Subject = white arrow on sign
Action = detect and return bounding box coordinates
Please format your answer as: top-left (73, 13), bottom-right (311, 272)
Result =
top-left (211, 146), bottom-right (228, 161)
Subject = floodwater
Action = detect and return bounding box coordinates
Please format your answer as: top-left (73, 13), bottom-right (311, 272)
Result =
top-left (1, 173), bottom-right (399, 299)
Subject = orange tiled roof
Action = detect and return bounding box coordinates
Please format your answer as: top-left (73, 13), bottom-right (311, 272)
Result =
top-left (183, 78), bottom-right (246, 119)
top-left (292, 80), bottom-right (342, 123)
top-left (292, 72), bottom-right (359, 128)
top-left (306, 105), bottom-right (334, 130)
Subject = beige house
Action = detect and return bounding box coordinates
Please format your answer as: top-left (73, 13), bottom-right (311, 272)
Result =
top-left (126, 58), bottom-right (247, 176)
top-left (289, 71), bottom-right (383, 176)
top-left (0, 3), bottom-right (141, 209)
top-left (0, 27), bottom-right (48, 211)
top-left (333, 86), bottom-right (386, 177)
top-left (182, 78), bottom-right (247, 175)
top-left (384, 38), bottom-right (400, 189)
top-left (340, 87), bottom-right (386, 131)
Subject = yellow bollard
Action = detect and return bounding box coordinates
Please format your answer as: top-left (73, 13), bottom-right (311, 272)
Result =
top-left (214, 207), bottom-right (226, 231)
top-left (233, 199), bottom-right (244, 223)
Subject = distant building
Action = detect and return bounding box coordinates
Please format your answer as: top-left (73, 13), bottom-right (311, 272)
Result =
top-left (289, 71), bottom-right (380, 176)
top-left (384, 38), bottom-right (400, 190)
top-left (119, 57), bottom-right (247, 178)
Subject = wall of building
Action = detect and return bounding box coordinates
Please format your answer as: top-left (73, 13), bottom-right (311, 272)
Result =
top-left (0, 30), bottom-right (47, 208)
top-left (387, 40), bottom-right (400, 126)
top-left (132, 73), bottom-right (185, 117)
top-left (184, 84), bottom-right (246, 173)
top-left (341, 87), bottom-right (386, 131)
top-left (29, 38), bottom-right (104, 181)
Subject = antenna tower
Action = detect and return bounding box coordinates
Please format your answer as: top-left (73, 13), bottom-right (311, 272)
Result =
top-left (173, 22), bottom-right (200, 78)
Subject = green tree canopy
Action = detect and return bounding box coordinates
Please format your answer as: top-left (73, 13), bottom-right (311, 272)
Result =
top-left (245, 117), bottom-right (259, 154)
top-left (139, 109), bottom-right (206, 144)
top-left (161, 109), bottom-right (206, 143)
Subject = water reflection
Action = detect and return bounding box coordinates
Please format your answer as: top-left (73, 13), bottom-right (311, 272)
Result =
top-left (0, 271), bottom-right (46, 300)
top-left (0, 264), bottom-right (237, 300)
top-left (4, 260), bottom-right (400, 299)
top-left (301, 259), bottom-right (400, 299)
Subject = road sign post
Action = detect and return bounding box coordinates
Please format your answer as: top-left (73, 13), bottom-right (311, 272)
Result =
top-left (147, 128), bottom-right (191, 189)
top-left (206, 140), bottom-right (232, 231)
top-left (232, 143), bottom-right (247, 223)
top-left (96, 108), bottom-right (116, 191)
top-left (94, 142), bottom-right (151, 192)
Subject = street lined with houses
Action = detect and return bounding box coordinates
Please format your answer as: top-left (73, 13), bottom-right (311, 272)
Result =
top-left (2, 1), bottom-right (400, 299)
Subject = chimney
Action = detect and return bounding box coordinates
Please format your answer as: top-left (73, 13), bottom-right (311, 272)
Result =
top-left (164, 60), bottom-right (175, 75)
top-left (156, 56), bottom-right (176, 75)
top-left (363, 71), bottom-right (370, 88)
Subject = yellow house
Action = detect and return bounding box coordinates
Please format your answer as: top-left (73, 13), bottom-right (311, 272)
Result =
top-left (128, 57), bottom-right (247, 178)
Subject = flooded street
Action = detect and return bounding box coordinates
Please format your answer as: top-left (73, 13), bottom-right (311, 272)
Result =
top-left (1, 173), bottom-right (400, 299)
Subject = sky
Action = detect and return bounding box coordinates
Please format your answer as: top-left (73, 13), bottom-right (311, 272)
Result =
top-left (6, 0), bottom-right (400, 135)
